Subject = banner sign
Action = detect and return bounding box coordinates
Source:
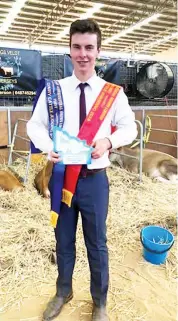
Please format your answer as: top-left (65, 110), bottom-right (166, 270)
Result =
top-left (0, 48), bottom-right (42, 96)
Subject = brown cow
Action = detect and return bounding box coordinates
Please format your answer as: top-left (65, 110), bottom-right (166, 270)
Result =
top-left (0, 66), bottom-right (14, 77)
top-left (34, 147), bottom-right (178, 199)
top-left (109, 147), bottom-right (178, 183)
top-left (0, 170), bottom-right (24, 191)
top-left (34, 160), bottom-right (53, 198)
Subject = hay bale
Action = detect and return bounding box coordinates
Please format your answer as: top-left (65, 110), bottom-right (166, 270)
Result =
top-left (0, 161), bottom-right (177, 320)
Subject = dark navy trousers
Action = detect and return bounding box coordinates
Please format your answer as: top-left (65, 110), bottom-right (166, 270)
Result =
top-left (54, 170), bottom-right (109, 307)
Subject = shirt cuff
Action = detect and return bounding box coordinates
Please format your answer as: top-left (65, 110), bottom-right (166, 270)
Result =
top-left (107, 128), bottom-right (138, 149)
top-left (105, 137), bottom-right (112, 150)
top-left (107, 134), bottom-right (118, 149)
top-left (47, 151), bottom-right (52, 160)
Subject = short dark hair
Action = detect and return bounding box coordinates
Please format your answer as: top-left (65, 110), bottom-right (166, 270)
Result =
top-left (69, 19), bottom-right (102, 49)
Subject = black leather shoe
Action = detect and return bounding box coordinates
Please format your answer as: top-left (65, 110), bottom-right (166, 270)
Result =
top-left (91, 304), bottom-right (109, 321)
top-left (43, 292), bottom-right (73, 321)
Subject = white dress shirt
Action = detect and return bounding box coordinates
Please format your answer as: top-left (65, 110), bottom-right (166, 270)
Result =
top-left (27, 72), bottom-right (137, 169)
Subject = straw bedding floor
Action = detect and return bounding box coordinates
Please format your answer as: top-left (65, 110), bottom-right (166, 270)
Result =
top-left (0, 159), bottom-right (177, 321)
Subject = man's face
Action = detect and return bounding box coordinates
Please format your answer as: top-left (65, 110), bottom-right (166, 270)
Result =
top-left (70, 32), bottom-right (100, 75)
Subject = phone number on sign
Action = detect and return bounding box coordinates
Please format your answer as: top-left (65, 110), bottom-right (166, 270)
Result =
top-left (0, 90), bottom-right (36, 95)
top-left (14, 91), bottom-right (36, 95)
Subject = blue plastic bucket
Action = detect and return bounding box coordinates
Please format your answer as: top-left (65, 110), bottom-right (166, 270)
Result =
top-left (140, 225), bottom-right (174, 265)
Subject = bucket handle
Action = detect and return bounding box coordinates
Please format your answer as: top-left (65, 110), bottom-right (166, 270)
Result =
top-left (140, 231), bottom-right (174, 254)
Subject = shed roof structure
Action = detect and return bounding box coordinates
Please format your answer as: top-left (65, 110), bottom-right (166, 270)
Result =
top-left (0, 0), bottom-right (177, 55)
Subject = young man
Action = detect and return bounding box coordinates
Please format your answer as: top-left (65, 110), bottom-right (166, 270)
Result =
top-left (27, 19), bottom-right (137, 321)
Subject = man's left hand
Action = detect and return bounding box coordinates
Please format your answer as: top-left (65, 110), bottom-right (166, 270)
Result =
top-left (91, 138), bottom-right (112, 159)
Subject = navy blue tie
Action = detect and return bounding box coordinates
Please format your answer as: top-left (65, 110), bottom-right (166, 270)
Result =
top-left (79, 83), bottom-right (88, 128)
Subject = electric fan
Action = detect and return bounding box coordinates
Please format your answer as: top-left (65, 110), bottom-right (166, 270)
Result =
top-left (136, 62), bottom-right (174, 98)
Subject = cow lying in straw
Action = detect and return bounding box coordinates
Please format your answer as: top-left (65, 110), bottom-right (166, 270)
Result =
top-left (109, 147), bottom-right (178, 183)
top-left (0, 170), bottom-right (24, 191)
top-left (34, 160), bottom-right (53, 198)
top-left (34, 147), bottom-right (178, 198)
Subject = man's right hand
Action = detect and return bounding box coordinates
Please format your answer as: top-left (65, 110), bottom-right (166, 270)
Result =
top-left (49, 151), bottom-right (62, 163)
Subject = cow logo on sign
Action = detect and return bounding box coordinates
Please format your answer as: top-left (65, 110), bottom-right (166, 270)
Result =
top-left (0, 56), bottom-right (22, 78)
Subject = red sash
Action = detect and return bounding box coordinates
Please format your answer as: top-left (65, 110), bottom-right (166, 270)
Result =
top-left (62, 82), bottom-right (121, 207)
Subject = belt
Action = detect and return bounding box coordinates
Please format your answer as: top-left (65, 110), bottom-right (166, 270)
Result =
top-left (79, 165), bottom-right (105, 178)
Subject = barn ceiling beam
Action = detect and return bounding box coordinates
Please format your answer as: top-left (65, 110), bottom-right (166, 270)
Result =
top-left (92, 0), bottom-right (175, 10)
top-left (103, 13), bottom-right (161, 45)
top-left (12, 14), bottom-right (177, 28)
top-left (136, 27), bottom-right (177, 49)
top-left (0, 1), bottom-right (13, 8)
top-left (0, 0), bottom-right (28, 33)
top-left (102, 0), bottom-right (175, 43)
top-left (138, 31), bottom-right (178, 53)
top-left (55, 3), bottom-right (104, 41)
top-left (0, 0), bottom-right (177, 56)
top-left (121, 25), bottom-right (177, 53)
top-left (23, 0), bottom-right (81, 44)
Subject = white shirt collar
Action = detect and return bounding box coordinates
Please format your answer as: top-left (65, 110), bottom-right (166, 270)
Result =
top-left (71, 71), bottom-right (98, 91)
